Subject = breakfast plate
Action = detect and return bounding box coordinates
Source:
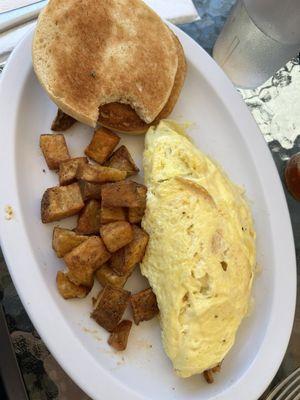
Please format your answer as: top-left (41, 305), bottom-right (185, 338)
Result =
top-left (0, 23), bottom-right (296, 400)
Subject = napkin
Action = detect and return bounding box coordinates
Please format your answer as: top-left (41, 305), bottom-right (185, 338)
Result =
top-left (146, 0), bottom-right (199, 24)
top-left (0, 0), bottom-right (199, 64)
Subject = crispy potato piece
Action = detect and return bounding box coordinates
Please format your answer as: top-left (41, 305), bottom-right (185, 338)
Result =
top-left (203, 364), bottom-right (221, 383)
top-left (52, 227), bottom-right (88, 258)
top-left (40, 134), bottom-right (70, 170)
top-left (78, 180), bottom-right (102, 201)
top-left (56, 271), bottom-right (89, 299)
top-left (203, 370), bottom-right (214, 384)
top-left (105, 145), bottom-right (139, 177)
top-left (127, 206), bottom-right (145, 224)
top-left (100, 204), bottom-right (126, 224)
top-left (64, 236), bottom-right (111, 287)
top-left (95, 264), bottom-right (130, 288)
top-left (108, 320), bottom-right (132, 351)
top-left (91, 285), bottom-right (130, 332)
top-left (130, 288), bottom-right (159, 325)
top-left (51, 109), bottom-right (76, 131)
top-left (109, 248), bottom-right (125, 275)
top-left (59, 157), bottom-right (88, 186)
top-left (76, 200), bottom-right (101, 234)
top-left (101, 181), bottom-right (147, 208)
top-left (85, 128), bottom-right (120, 164)
top-left (125, 226), bottom-right (149, 266)
top-left (211, 364), bottom-right (221, 373)
top-left (111, 225), bottom-right (149, 276)
top-left (100, 221), bottom-right (133, 252)
top-left (41, 183), bottom-right (84, 223)
top-left (77, 164), bottom-right (126, 183)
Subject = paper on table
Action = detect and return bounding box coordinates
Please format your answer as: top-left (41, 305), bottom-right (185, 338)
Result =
top-left (0, 0), bottom-right (38, 14)
top-left (0, 21), bottom-right (35, 63)
top-left (145, 0), bottom-right (199, 24)
top-left (0, 0), bottom-right (199, 64)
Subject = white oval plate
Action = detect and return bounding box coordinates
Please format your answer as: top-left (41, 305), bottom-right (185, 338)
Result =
top-left (0, 25), bottom-right (296, 400)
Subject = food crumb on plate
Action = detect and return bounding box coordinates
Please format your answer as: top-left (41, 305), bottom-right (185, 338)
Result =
top-left (81, 326), bottom-right (102, 342)
top-left (4, 205), bottom-right (14, 220)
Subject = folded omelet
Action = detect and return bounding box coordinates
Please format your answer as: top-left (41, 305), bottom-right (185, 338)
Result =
top-left (140, 120), bottom-right (256, 378)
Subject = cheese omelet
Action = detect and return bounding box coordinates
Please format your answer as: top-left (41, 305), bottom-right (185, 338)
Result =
top-left (140, 120), bottom-right (256, 378)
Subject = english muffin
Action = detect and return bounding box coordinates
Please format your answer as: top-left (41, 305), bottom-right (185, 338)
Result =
top-left (33, 0), bottom-right (186, 134)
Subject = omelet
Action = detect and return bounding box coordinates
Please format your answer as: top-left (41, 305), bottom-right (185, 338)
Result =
top-left (140, 120), bottom-right (256, 378)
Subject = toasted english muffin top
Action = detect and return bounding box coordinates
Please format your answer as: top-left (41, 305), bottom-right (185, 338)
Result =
top-left (33, 0), bottom-right (178, 127)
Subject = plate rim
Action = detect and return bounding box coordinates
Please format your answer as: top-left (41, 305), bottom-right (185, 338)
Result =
top-left (0, 23), bottom-right (296, 400)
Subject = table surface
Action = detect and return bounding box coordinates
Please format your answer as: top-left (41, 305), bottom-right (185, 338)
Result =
top-left (0, 0), bottom-right (299, 399)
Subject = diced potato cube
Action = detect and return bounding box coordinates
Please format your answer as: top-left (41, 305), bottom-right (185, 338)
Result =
top-left (109, 248), bottom-right (125, 275)
top-left (108, 320), bottom-right (132, 351)
top-left (52, 227), bottom-right (88, 258)
top-left (40, 134), bottom-right (70, 170)
top-left (85, 128), bottom-right (120, 164)
top-left (64, 236), bottom-right (111, 287)
top-left (100, 221), bottom-right (133, 252)
top-left (78, 180), bottom-right (102, 201)
top-left (203, 370), bottom-right (214, 384)
top-left (41, 183), bottom-right (84, 223)
top-left (111, 225), bottom-right (149, 276)
top-left (127, 206), bottom-right (145, 224)
top-left (130, 288), bottom-right (159, 325)
top-left (100, 204), bottom-right (126, 224)
top-left (77, 164), bottom-right (126, 183)
top-left (203, 364), bottom-right (222, 384)
top-left (125, 226), bottom-right (149, 269)
top-left (59, 157), bottom-right (88, 186)
top-left (95, 264), bottom-right (130, 288)
top-left (91, 285), bottom-right (130, 332)
top-left (56, 271), bottom-right (89, 299)
top-left (105, 145), bottom-right (139, 176)
top-left (76, 200), bottom-right (101, 234)
top-left (101, 181), bottom-right (147, 208)
top-left (51, 109), bottom-right (76, 131)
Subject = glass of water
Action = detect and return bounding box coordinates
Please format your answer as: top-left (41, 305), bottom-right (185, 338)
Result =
top-left (213, 0), bottom-right (300, 88)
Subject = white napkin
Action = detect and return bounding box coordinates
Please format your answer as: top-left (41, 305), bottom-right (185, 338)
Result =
top-left (146, 0), bottom-right (199, 24)
top-left (0, 0), bottom-right (199, 64)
